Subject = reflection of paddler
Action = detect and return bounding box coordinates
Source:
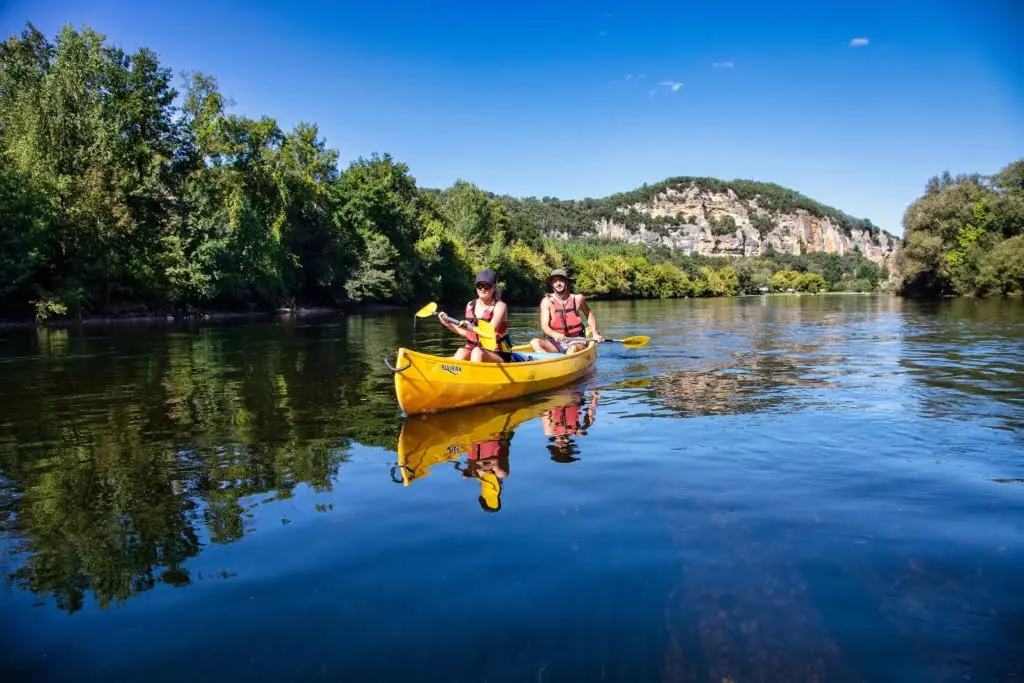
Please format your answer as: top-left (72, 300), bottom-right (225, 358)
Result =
top-left (394, 389), bottom-right (582, 486)
top-left (455, 431), bottom-right (512, 512)
top-left (541, 390), bottom-right (600, 463)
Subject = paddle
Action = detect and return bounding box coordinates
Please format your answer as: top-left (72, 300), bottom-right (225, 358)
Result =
top-left (563, 335), bottom-right (650, 350)
top-left (414, 302), bottom-right (498, 351)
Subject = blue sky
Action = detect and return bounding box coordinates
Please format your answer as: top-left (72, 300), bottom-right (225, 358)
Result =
top-left (3, 0), bottom-right (1022, 236)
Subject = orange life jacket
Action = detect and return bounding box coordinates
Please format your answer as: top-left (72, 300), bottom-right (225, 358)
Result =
top-left (465, 299), bottom-right (511, 351)
top-left (547, 293), bottom-right (585, 338)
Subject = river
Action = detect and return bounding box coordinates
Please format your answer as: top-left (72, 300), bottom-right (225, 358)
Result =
top-left (1, 295), bottom-right (1022, 682)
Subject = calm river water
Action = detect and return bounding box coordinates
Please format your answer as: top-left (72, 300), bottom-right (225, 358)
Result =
top-left (1, 295), bottom-right (1022, 682)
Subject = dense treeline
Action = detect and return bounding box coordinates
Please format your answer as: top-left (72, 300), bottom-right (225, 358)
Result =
top-left (896, 160), bottom-right (1024, 297)
top-left (557, 241), bottom-right (886, 297)
top-left (0, 23), bottom-right (890, 322)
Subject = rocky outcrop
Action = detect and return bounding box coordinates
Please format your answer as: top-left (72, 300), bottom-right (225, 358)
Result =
top-left (557, 184), bottom-right (899, 269)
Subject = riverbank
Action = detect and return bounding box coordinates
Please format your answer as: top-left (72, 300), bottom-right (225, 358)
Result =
top-left (0, 303), bottom-right (412, 330)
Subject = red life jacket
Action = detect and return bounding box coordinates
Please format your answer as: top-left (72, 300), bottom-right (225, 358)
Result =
top-left (548, 293), bottom-right (585, 337)
top-left (465, 299), bottom-right (510, 351)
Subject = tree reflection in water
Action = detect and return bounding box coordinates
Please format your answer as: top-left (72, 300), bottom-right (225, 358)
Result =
top-left (0, 317), bottom-right (403, 614)
top-left (644, 350), bottom-right (836, 418)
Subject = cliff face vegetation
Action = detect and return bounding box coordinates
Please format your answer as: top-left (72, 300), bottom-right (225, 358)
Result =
top-left (497, 179), bottom-right (899, 269)
top-left (895, 160), bottom-right (1024, 297)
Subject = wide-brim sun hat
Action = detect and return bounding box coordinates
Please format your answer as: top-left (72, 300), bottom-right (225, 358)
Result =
top-left (546, 268), bottom-right (569, 284)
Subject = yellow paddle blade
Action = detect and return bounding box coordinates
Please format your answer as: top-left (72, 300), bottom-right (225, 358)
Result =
top-left (414, 302), bottom-right (438, 318)
top-left (619, 335), bottom-right (650, 349)
top-left (474, 319), bottom-right (498, 351)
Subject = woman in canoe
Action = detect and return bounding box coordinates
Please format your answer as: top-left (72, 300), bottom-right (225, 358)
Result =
top-left (438, 269), bottom-right (513, 363)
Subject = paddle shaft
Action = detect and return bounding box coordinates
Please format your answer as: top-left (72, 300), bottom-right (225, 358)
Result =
top-left (438, 312), bottom-right (477, 330)
top-left (565, 336), bottom-right (627, 344)
top-left (563, 334), bottom-right (649, 349)
top-left (438, 312), bottom-right (498, 351)
top-left (410, 301), bottom-right (498, 351)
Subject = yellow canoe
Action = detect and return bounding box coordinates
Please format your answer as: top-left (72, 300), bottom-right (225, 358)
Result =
top-left (391, 342), bottom-right (597, 415)
top-left (395, 389), bottom-right (583, 486)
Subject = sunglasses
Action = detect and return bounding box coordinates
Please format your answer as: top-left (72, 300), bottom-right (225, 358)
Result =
top-left (476, 282), bottom-right (493, 290)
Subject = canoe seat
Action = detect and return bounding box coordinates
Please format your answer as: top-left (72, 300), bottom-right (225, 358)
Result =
top-left (510, 351), bottom-right (564, 362)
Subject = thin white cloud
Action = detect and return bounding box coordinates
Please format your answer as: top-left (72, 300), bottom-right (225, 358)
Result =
top-left (712, 61), bottom-right (735, 68)
top-left (849, 37), bottom-right (869, 47)
top-left (624, 73), bottom-right (633, 80)
top-left (660, 80), bottom-right (683, 92)
top-left (597, 30), bottom-right (609, 38)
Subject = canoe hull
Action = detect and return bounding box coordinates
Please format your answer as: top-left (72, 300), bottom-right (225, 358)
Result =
top-left (393, 342), bottom-right (596, 415)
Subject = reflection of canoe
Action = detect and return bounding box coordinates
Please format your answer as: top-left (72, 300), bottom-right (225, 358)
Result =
top-left (396, 391), bottom-right (580, 486)
top-left (392, 342), bottom-right (596, 415)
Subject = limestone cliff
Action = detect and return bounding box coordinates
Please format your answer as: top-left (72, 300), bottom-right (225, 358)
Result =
top-left (548, 182), bottom-right (899, 270)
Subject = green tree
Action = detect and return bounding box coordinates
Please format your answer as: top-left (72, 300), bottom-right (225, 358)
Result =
top-left (442, 179), bottom-right (509, 248)
top-left (332, 153), bottom-right (422, 303)
top-left (897, 158), bottom-right (1024, 297)
top-left (770, 270), bottom-right (801, 291)
top-left (344, 233), bottom-right (398, 302)
top-left (0, 23), bottom-right (182, 312)
top-left (821, 253), bottom-right (843, 288)
top-left (976, 235), bottom-right (1024, 296)
top-left (796, 272), bottom-right (827, 292)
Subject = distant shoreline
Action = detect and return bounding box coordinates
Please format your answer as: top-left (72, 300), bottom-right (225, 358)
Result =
top-left (0, 304), bottom-right (407, 330)
top-left (0, 292), bottom-right (895, 330)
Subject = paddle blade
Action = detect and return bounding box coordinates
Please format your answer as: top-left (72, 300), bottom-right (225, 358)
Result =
top-left (474, 320), bottom-right (498, 351)
top-left (618, 335), bottom-right (650, 349)
top-left (414, 302), bottom-right (438, 318)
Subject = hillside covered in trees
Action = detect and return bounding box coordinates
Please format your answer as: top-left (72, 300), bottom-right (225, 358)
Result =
top-left (492, 178), bottom-right (893, 243)
top-left (896, 160), bottom-right (1024, 297)
top-left (1, 23), bottom-right (892, 323)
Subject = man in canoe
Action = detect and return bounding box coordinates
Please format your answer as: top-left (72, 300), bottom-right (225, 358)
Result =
top-left (529, 268), bottom-right (604, 355)
top-left (438, 269), bottom-right (514, 362)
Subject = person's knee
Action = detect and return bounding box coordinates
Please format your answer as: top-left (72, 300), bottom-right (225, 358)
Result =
top-left (454, 347), bottom-right (471, 360)
top-left (531, 338), bottom-right (559, 353)
top-left (470, 347), bottom-right (484, 362)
